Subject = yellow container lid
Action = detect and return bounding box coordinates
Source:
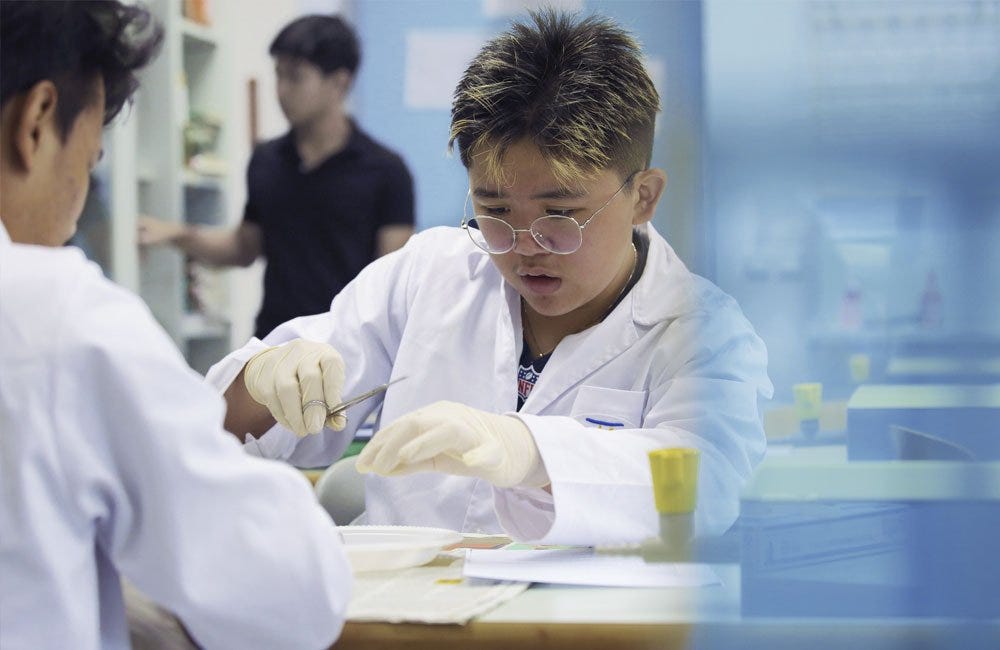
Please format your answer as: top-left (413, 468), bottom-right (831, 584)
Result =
top-left (648, 448), bottom-right (700, 514)
top-left (793, 382), bottom-right (823, 420)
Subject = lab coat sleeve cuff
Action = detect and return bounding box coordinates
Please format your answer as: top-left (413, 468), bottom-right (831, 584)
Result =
top-left (242, 426), bottom-right (299, 459)
top-left (491, 412), bottom-right (585, 543)
top-left (203, 337), bottom-right (268, 393)
top-left (492, 486), bottom-right (555, 542)
top-left (204, 338), bottom-right (299, 460)
top-left (502, 413), bottom-right (662, 546)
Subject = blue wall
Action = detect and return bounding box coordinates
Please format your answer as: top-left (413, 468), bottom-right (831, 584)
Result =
top-left (351, 0), bottom-right (697, 233)
top-left (349, 0), bottom-right (1000, 402)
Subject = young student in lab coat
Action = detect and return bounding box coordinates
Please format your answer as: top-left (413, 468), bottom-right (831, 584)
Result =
top-left (212, 10), bottom-right (773, 545)
top-left (0, 2), bottom-right (351, 648)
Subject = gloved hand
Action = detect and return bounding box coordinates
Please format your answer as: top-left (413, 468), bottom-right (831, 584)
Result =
top-left (355, 401), bottom-right (550, 488)
top-left (243, 339), bottom-right (347, 438)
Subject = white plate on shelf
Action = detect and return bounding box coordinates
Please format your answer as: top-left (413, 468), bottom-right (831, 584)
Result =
top-left (339, 525), bottom-right (463, 573)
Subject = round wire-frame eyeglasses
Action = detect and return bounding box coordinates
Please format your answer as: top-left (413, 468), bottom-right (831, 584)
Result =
top-left (460, 172), bottom-right (638, 255)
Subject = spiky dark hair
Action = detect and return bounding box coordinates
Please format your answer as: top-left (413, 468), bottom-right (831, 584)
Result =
top-left (449, 9), bottom-right (659, 186)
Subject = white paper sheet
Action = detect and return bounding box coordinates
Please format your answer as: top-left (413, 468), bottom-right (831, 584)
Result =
top-left (462, 548), bottom-right (721, 588)
top-left (348, 555), bottom-right (527, 624)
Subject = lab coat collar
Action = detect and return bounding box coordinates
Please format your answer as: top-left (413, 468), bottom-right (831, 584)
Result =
top-left (631, 223), bottom-right (700, 326)
top-left (516, 289), bottom-right (640, 413)
top-left (0, 219), bottom-right (10, 248)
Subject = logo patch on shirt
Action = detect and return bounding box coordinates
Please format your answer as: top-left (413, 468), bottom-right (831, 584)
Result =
top-left (518, 363), bottom-right (540, 404)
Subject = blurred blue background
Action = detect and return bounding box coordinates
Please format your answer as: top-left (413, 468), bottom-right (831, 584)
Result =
top-left (344, 0), bottom-right (1000, 633)
top-left (350, 0), bottom-right (1000, 406)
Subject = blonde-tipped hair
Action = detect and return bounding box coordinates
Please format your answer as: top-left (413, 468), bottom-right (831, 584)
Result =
top-left (449, 9), bottom-right (660, 187)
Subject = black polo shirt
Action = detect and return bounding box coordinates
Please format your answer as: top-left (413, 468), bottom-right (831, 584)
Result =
top-left (244, 121), bottom-right (414, 338)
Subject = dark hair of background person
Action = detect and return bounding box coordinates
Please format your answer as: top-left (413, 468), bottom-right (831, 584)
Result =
top-left (268, 14), bottom-right (360, 76)
top-left (0, 0), bottom-right (163, 139)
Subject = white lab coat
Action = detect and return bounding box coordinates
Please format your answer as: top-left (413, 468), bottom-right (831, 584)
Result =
top-left (0, 224), bottom-right (351, 650)
top-left (207, 225), bottom-right (772, 545)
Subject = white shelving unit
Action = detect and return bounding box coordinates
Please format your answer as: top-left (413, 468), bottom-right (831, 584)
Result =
top-left (104, 0), bottom-right (237, 375)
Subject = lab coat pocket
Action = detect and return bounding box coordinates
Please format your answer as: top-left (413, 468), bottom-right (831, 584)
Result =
top-left (570, 386), bottom-right (647, 430)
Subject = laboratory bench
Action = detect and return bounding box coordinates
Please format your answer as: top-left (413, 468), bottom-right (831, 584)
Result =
top-left (129, 440), bottom-right (998, 649)
top-left (332, 458), bottom-right (999, 648)
top-left (884, 355), bottom-right (1000, 384)
top-left (333, 563), bottom-right (997, 650)
top-left (846, 383), bottom-right (1000, 460)
top-left (325, 437), bottom-right (999, 648)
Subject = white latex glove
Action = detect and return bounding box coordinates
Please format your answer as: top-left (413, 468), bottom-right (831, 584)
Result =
top-left (355, 401), bottom-right (550, 488)
top-left (243, 339), bottom-right (347, 438)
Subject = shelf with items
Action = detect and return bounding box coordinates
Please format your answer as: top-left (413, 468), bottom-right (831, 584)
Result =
top-left (181, 18), bottom-right (217, 49)
top-left (182, 170), bottom-right (226, 191)
top-left (131, 0), bottom-right (235, 374)
top-left (181, 0), bottom-right (212, 29)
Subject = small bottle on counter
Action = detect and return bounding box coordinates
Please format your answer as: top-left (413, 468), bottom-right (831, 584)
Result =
top-left (596, 447), bottom-right (699, 563)
top-left (640, 447), bottom-right (699, 562)
top-left (792, 382), bottom-right (823, 438)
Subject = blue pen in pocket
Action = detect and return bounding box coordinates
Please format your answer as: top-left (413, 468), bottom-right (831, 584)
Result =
top-left (585, 417), bottom-right (625, 430)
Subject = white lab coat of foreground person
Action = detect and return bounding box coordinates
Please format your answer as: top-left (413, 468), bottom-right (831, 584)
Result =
top-left (0, 2), bottom-right (350, 647)
top-left (0, 226), bottom-right (352, 649)
top-left (208, 224), bottom-right (772, 544)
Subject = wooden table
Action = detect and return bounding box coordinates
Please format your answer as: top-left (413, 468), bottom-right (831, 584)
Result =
top-left (333, 564), bottom-right (998, 649)
top-left (335, 622), bottom-right (688, 650)
top-left (333, 570), bottom-right (725, 650)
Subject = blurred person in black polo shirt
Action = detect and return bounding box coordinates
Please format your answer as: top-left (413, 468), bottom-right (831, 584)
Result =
top-left (140, 14), bottom-right (415, 339)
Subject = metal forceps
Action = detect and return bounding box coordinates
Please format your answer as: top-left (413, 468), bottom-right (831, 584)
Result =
top-left (304, 376), bottom-right (408, 418)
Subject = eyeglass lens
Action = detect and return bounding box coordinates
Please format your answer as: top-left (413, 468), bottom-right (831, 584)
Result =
top-left (464, 172), bottom-right (636, 254)
top-left (469, 215), bottom-right (583, 254)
